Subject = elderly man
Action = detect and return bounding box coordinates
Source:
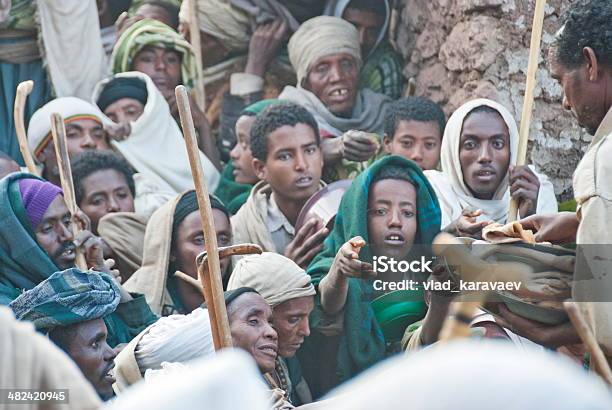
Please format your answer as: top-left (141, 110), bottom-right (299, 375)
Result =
top-left (228, 252), bottom-right (316, 405)
top-left (278, 16), bottom-right (392, 181)
top-left (508, 0), bottom-right (612, 361)
top-left (27, 97), bottom-right (111, 188)
top-left (324, 0), bottom-right (404, 99)
top-left (10, 269), bottom-right (124, 401)
top-left (0, 174), bottom-right (157, 346)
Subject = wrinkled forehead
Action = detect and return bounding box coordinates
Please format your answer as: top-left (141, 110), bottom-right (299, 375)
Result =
top-left (228, 292), bottom-right (271, 319)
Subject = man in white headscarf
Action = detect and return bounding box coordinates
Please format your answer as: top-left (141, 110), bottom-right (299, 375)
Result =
top-left (228, 252), bottom-right (316, 406)
top-left (424, 98), bottom-right (557, 237)
top-left (278, 16), bottom-right (392, 181)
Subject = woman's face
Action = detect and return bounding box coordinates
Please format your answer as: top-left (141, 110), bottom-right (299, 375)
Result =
top-left (459, 110), bottom-right (511, 200)
top-left (229, 115), bottom-right (259, 184)
top-left (172, 208), bottom-right (232, 279)
top-left (132, 45), bottom-right (182, 97)
top-left (367, 178), bottom-right (418, 259)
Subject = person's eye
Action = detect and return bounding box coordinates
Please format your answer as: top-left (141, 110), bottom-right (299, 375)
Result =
top-left (401, 141), bottom-right (413, 149)
top-left (373, 208), bottom-right (388, 216)
top-left (193, 235), bottom-right (205, 246)
top-left (277, 153), bottom-right (291, 161)
top-left (315, 64), bottom-right (329, 74)
top-left (40, 224), bottom-right (53, 234)
top-left (137, 54), bottom-right (154, 63)
top-left (463, 140), bottom-right (476, 150)
top-left (289, 316), bottom-right (300, 325)
top-left (492, 138), bottom-right (505, 150)
top-left (91, 197), bottom-right (104, 206)
top-left (425, 142), bottom-right (437, 150)
top-left (217, 234), bottom-right (231, 246)
top-left (116, 191), bottom-right (129, 199)
top-left (63, 217), bottom-right (72, 228)
top-left (91, 341), bottom-right (99, 349)
top-left (165, 53), bottom-right (179, 64)
top-left (402, 210), bottom-right (416, 218)
top-left (66, 131), bottom-right (79, 139)
top-left (305, 146), bottom-right (317, 154)
top-left (341, 59), bottom-right (354, 70)
top-left (92, 130), bottom-right (105, 139)
top-left (248, 318), bottom-right (259, 326)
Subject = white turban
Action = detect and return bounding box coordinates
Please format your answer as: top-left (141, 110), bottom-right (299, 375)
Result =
top-left (227, 252), bottom-right (316, 307)
top-left (135, 307), bottom-right (215, 372)
top-left (27, 97), bottom-right (105, 157)
top-left (288, 15), bottom-right (362, 85)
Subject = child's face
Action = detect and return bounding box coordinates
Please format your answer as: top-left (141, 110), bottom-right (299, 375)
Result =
top-left (253, 123), bottom-right (323, 204)
top-left (367, 178), bottom-right (418, 259)
top-left (384, 120), bottom-right (442, 170)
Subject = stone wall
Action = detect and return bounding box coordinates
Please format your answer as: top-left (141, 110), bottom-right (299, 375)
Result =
top-left (393, 0), bottom-right (589, 200)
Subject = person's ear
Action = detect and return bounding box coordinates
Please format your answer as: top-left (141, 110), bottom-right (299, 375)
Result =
top-left (382, 133), bottom-right (392, 153)
top-left (252, 158), bottom-right (266, 181)
top-left (583, 47), bottom-right (599, 82)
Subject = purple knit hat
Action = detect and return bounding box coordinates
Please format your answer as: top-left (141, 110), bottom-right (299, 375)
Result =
top-left (18, 179), bottom-right (64, 229)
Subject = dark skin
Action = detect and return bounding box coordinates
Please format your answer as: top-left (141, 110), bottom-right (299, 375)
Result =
top-left (78, 169), bottom-right (135, 235)
top-left (342, 7), bottom-right (385, 57)
top-left (446, 110), bottom-right (540, 238)
top-left (172, 209), bottom-right (232, 312)
top-left (252, 124), bottom-right (328, 268)
top-left (37, 119), bottom-right (110, 187)
top-left (103, 98), bottom-right (145, 125)
top-left (510, 47), bottom-right (612, 348)
top-left (230, 115), bottom-right (259, 184)
top-left (59, 319), bottom-right (117, 401)
top-left (320, 179), bottom-right (418, 315)
top-left (383, 120), bottom-right (442, 170)
top-left (228, 292), bottom-right (278, 374)
top-left (129, 46), bottom-right (221, 169)
top-left (272, 296), bottom-right (314, 358)
top-left (0, 156), bottom-right (20, 179)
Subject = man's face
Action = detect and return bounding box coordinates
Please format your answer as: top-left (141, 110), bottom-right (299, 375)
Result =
top-left (132, 46), bottom-right (182, 96)
top-left (549, 50), bottom-right (609, 135)
top-left (103, 98), bottom-right (145, 125)
top-left (79, 169), bottom-right (135, 234)
top-left (64, 319), bottom-right (117, 401)
top-left (368, 178), bottom-right (418, 259)
top-left (37, 119), bottom-right (109, 182)
top-left (343, 6), bottom-right (384, 56)
top-left (0, 157), bottom-right (20, 179)
top-left (228, 292), bottom-right (278, 374)
top-left (383, 120), bottom-right (442, 170)
top-left (34, 195), bottom-right (76, 269)
top-left (135, 4), bottom-right (176, 28)
top-left (459, 110), bottom-right (510, 200)
top-left (272, 296), bottom-right (314, 358)
top-left (230, 115), bottom-right (259, 184)
top-left (253, 124), bottom-right (323, 205)
top-left (172, 209), bottom-right (232, 280)
top-left (304, 53), bottom-right (359, 117)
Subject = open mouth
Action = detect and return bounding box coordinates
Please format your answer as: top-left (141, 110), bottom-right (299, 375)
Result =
top-left (258, 344), bottom-right (278, 358)
top-left (60, 244), bottom-right (76, 260)
top-left (329, 88), bottom-right (349, 97)
top-left (295, 175), bottom-right (313, 188)
top-left (102, 364), bottom-right (116, 384)
top-left (384, 233), bottom-right (405, 245)
top-left (475, 169), bottom-right (496, 180)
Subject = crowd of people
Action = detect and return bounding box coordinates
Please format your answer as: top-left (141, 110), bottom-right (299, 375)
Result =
top-left (1, 0), bottom-right (611, 408)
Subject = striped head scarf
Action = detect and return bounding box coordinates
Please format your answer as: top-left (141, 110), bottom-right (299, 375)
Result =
top-left (111, 18), bottom-right (198, 90)
top-left (9, 268), bottom-right (121, 333)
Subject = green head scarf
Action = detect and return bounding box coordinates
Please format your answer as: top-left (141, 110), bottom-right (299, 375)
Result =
top-left (0, 173), bottom-right (61, 305)
top-left (110, 18), bottom-right (198, 90)
top-left (304, 155), bottom-right (441, 385)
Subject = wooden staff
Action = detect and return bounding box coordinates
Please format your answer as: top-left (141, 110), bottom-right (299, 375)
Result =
top-left (14, 80), bottom-right (39, 175)
top-left (188, 0), bottom-right (206, 112)
top-left (50, 113), bottom-right (87, 270)
top-left (508, 0), bottom-right (547, 222)
top-left (564, 301), bottom-right (612, 385)
top-left (433, 233), bottom-right (531, 342)
top-left (175, 85), bottom-right (230, 350)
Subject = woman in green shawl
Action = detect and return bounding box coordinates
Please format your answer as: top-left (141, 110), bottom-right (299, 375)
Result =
top-left (302, 155), bottom-right (441, 396)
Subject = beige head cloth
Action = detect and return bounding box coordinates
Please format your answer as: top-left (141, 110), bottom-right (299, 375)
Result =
top-left (227, 252), bottom-right (316, 307)
top-left (288, 15), bottom-right (362, 86)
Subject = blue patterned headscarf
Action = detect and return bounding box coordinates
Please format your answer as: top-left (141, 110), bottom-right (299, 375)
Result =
top-left (10, 268), bottom-right (121, 333)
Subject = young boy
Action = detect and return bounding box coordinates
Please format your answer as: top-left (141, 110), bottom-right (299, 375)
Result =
top-left (231, 102), bottom-right (328, 268)
top-left (383, 96), bottom-right (446, 171)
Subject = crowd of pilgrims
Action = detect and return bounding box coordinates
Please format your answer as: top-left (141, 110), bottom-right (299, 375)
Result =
top-left (1, 0), bottom-right (612, 408)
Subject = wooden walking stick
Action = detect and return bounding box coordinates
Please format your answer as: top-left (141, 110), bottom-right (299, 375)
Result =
top-left (188, 0), bottom-right (206, 112)
top-left (508, 0), bottom-right (547, 222)
top-left (175, 85), bottom-right (230, 349)
top-left (14, 80), bottom-right (39, 175)
top-left (50, 113), bottom-right (87, 270)
top-left (564, 301), bottom-right (612, 385)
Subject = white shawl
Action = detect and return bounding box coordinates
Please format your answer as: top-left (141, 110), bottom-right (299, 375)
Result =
top-left (424, 99), bottom-right (557, 228)
top-left (92, 72), bottom-right (220, 195)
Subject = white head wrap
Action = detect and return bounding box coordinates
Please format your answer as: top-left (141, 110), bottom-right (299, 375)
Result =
top-left (227, 252), bottom-right (316, 307)
top-left (326, 341), bottom-right (612, 410)
top-left (27, 97), bottom-right (105, 157)
top-left (135, 307), bottom-right (215, 372)
top-left (288, 15), bottom-right (362, 85)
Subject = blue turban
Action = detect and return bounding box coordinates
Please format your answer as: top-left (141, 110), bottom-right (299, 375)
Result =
top-left (10, 268), bottom-right (121, 332)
